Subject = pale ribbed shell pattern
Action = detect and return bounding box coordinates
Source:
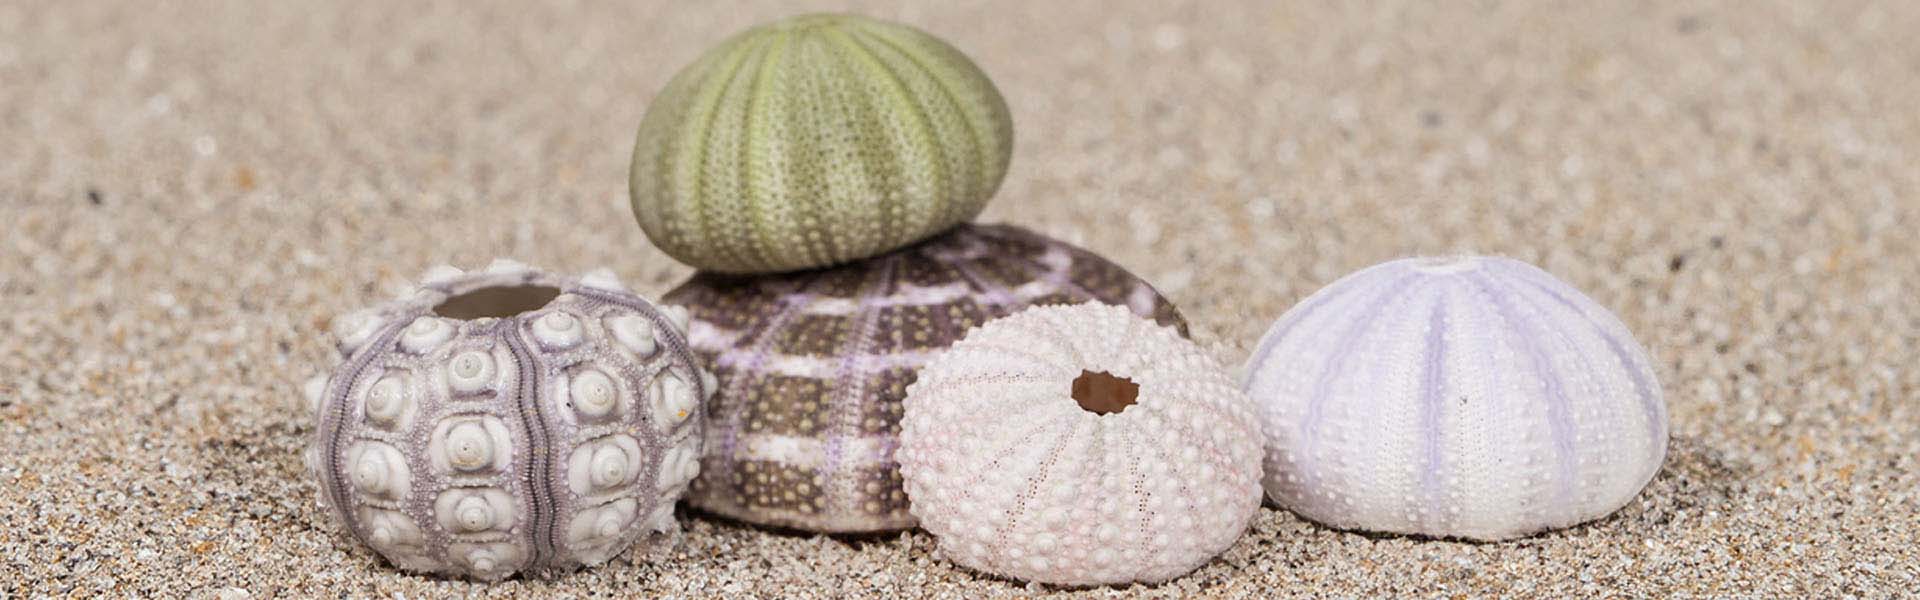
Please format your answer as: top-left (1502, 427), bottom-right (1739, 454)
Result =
top-left (898, 303), bottom-right (1263, 586)
top-left (304, 261), bottom-right (713, 580)
top-left (1243, 256), bottom-right (1668, 541)
top-left (630, 13), bottom-right (1014, 274)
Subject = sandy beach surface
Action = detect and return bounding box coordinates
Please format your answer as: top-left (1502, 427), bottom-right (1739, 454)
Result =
top-left (4, 0), bottom-right (1917, 597)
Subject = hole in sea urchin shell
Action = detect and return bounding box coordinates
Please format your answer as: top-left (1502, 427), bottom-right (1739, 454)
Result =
top-left (433, 285), bottom-right (562, 320)
top-left (1071, 370), bottom-right (1139, 415)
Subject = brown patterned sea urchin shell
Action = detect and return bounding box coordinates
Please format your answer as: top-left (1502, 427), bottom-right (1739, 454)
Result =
top-left (303, 261), bottom-right (713, 580)
top-left (663, 224), bottom-right (1187, 533)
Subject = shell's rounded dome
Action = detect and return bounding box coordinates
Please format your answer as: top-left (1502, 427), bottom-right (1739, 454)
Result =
top-left (898, 303), bottom-right (1262, 586)
top-left (1243, 256), bottom-right (1667, 541)
top-left (630, 13), bottom-right (1014, 274)
top-left (304, 261), bottom-right (712, 580)
top-left (662, 224), bottom-right (1188, 534)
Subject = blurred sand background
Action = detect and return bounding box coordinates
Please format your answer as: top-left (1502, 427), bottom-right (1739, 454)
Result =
top-left (4, 0), bottom-right (1918, 596)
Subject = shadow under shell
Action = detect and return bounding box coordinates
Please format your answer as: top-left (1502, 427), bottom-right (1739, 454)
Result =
top-left (663, 223), bottom-right (1189, 533)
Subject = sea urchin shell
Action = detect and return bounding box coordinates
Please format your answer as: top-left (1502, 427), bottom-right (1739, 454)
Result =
top-left (1242, 256), bottom-right (1668, 541)
top-left (303, 261), bottom-right (712, 580)
top-left (663, 224), bottom-right (1188, 533)
top-left (898, 303), bottom-right (1262, 586)
top-left (629, 13), bottom-right (1015, 274)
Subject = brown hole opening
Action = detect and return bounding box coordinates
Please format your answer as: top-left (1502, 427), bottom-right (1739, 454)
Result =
top-left (1071, 370), bottom-right (1139, 415)
top-left (432, 285), bottom-right (562, 320)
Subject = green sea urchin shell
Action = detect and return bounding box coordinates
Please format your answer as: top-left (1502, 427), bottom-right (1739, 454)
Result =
top-left (630, 14), bottom-right (1015, 274)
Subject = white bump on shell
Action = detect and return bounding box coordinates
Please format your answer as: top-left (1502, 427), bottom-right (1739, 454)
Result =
top-left (447, 350), bottom-right (495, 393)
top-left (419, 265), bottom-right (465, 286)
top-left (434, 489), bottom-right (512, 534)
top-left (358, 508), bottom-right (424, 548)
top-left (469, 551), bottom-right (496, 573)
top-left (330, 311), bottom-right (383, 354)
top-left (445, 422), bottom-right (495, 471)
top-left (649, 372), bottom-right (696, 427)
top-left (607, 315), bottom-right (658, 357)
top-left (446, 542), bottom-right (522, 581)
top-left (590, 446), bottom-right (629, 488)
top-left (532, 311), bottom-right (583, 349)
top-left (455, 497), bottom-right (494, 532)
top-left (370, 526), bottom-right (393, 546)
top-left (580, 268), bottom-right (625, 291)
top-left (483, 258), bottom-right (530, 275)
top-left (568, 370), bottom-right (618, 418)
top-left (427, 416), bottom-right (510, 475)
top-left (1241, 256), bottom-right (1668, 541)
top-left (566, 498), bottom-right (638, 551)
top-left (400, 317), bottom-right (454, 353)
top-left (659, 305), bottom-right (691, 334)
top-left (370, 507), bottom-right (424, 546)
top-left (363, 376), bottom-right (407, 426)
top-left (567, 435), bottom-right (643, 495)
top-left (656, 442), bottom-right (699, 491)
top-left (697, 369), bottom-right (717, 400)
top-left (347, 442), bottom-right (410, 500)
top-left (351, 453), bottom-right (384, 492)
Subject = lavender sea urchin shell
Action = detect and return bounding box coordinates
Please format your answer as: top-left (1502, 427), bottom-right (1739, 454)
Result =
top-left (303, 261), bottom-right (712, 580)
top-left (1243, 256), bottom-right (1667, 541)
top-left (898, 303), bottom-right (1262, 585)
top-left (663, 224), bottom-right (1188, 533)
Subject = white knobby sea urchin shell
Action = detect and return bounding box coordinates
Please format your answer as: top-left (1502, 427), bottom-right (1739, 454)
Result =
top-left (1243, 256), bottom-right (1667, 541)
top-left (303, 262), bottom-right (712, 580)
top-left (898, 303), bottom-right (1263, 586)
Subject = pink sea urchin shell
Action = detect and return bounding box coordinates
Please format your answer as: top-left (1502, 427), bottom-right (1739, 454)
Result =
top-left (303, 261), bottom-right (711, 580)
top-left (898, 303), bottom-right (1262, 585)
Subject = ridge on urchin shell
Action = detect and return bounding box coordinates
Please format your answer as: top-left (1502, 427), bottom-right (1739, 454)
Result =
top-left (663, 223), bottom-right (1189, 534)
top-left (898, 303), bottom-right (1263, 586)
top-left (1243, 255), bottom-right (1668, 541)
top-left (304, 261), bottom-right (715, 580)
top-left (629, 13), bottom-right (1015, 274)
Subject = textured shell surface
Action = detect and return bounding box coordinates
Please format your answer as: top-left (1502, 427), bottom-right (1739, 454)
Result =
top-left (629, 13), bottom-right (1014, 274)
top-left (897, 303), bottom-right (1263, 586)
top-left (1242, 256), bottom-right (1668, 541)
top-left (662, 223), bottom-right (1188, 534)
top-left (303, 261), bottom-right (714, 580)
